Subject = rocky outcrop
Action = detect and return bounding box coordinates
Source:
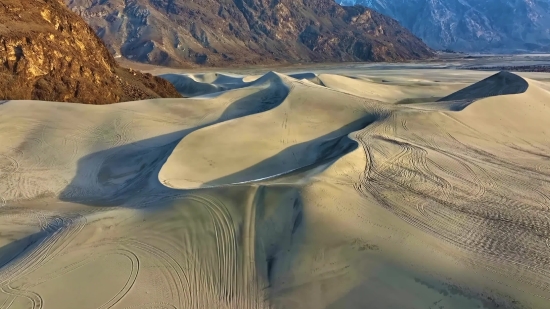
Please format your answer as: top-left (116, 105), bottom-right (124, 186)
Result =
top-left (338, 0), bottom-right (550, 53)
top-left (0, 0), bottom-right (181, 104)
top-left (65, 0), bottom-right (434, 67)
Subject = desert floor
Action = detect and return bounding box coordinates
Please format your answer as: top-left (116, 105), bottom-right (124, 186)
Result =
top-left (0, 66), bottom-right (549, 309)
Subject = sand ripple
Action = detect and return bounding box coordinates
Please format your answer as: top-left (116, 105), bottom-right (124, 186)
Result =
top-left (0, 70), bottom-right (548, 308)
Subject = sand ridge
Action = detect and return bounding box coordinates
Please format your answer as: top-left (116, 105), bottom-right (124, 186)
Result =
top-left (0, 69), bottom-right (549, 308)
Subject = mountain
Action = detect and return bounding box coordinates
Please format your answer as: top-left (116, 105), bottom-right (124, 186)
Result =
top-left (65, 0), bottom-right (434, 67)
top-left (0, 0), bottom-right (181, 104)
top-left (338, 0), bottom-right (550, 53)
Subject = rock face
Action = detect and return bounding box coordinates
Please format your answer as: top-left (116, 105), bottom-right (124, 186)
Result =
top-left (0, 0), bottom-right (181, 104)
top-left (338, 0), bottom-right (550, 53)
top-left (65, 0), bottom-right (434, 67)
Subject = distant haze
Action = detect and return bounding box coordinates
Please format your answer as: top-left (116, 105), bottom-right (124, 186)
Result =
top-left (337, 0), bottom-right (550, 53)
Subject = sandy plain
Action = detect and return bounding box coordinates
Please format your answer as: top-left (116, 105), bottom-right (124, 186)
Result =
top-left (0, 65), bottom-right (549, 309)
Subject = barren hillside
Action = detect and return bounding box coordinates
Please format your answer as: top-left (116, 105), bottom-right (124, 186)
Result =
top-left (66, 0), bottom-right (434, 67)
top-left (0, 0), bottom-right (181, 104)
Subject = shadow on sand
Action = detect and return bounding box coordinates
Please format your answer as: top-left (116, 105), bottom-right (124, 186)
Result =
top-left (438, 71), bottom-right (528, 102)
top-left (0, 230), bottom-right (48, 269)
top-left (59, 77), bottom-right (378, 207)
top-left (201, 114), bottom-right (380, 188)
top-left (58, 81), bottom-right (290, 207)
top-left (395, 71), bottom-right (530, 111)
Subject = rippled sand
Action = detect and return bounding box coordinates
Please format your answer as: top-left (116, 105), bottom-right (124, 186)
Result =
top-left (0, 68), bottom-right (549, 309)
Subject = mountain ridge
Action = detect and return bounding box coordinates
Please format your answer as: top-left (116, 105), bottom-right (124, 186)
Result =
top-left (66, 0), bottom-right (434, 67)
top-left (338, 0), bottom-right (550, 53)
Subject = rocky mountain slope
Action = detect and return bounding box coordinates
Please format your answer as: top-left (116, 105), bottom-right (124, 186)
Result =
top-left (65, 0), bottom-right (433, 67)
top-left (0, 0), bottom-right (181, 104)
top-left (338, 0), bottom-right (550, 53)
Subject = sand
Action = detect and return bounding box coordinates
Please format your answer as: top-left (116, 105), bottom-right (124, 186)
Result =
top-left (0, 67), bottom-right (549, 309)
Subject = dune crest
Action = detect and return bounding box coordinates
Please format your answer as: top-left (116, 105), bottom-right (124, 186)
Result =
top-left (438, 71), bottom-right (529, 101)
top-left (1, 69), bottom-right (550, 309)
top-left (158, 73), bottom-right (387, 189)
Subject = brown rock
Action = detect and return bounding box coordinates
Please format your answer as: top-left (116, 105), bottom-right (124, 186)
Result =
top-left (66, 0), bottom-right (435, 67)
top-left (0, 0), bottom-right (181, 104)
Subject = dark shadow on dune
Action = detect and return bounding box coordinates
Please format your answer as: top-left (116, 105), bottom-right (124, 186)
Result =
top-left (446, 100), bottom-right (481, 111)
top-left (0, 100), bottom-right (8, 105)
top-left (287, 73), bottom-right (325, 86)
top-left (395, 97), bottom-right (443, 104)
top-left (161, 71), bottom-right (287, 98)
top-left (287, 73), bottom-right (317, 80)
top-left (438, 71), bottom-right (528, 102)
top-left (252, 186), bottom-right (306, 294)
top-left (202, 115), bottom-right (380, 188)
top-left (0, 231), bottom-right (48, 269)
top-left (400, 71), bottom-right (533, 112)
top-left (58, 80), bottom-right (290, 207)
top-left (219, 83), bottom-right (289, 120)
top-left (58, 130), bottom-right (184, 206)
top-left (161, 74), bottom-right (225, 97)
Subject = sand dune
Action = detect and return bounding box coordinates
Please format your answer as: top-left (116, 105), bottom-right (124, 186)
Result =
top-left (160, 72), bottom-right (303, 98)
top-left (438, 71), bottom-right (529, 101)
top-left (159, 72), bottom-right (386, 189)
top-left (0, 69), bottom-right (549, 309)
top-left (317, 73), bottom-right (467, 103)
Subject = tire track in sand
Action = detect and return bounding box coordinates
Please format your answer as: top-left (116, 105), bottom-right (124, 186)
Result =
top-left (185, 193), bottom-right (242, 307)
top-left (352, 109), bottom-right (550, 293)
top-left (122, 240), bottom-right (188, 308)
top-left (0, 214), bottom-right (87, 300)
top-left (8, 248), bottom-right (140, 309)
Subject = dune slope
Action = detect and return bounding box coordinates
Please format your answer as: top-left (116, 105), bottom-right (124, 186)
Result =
top-left (0, 69), bottom-right (549, 309)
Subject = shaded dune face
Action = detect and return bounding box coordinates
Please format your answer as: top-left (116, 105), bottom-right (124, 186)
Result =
top-left (0, 69), bottom-right (549, 308)
top-left (438, 71), bottom-right (529, 101)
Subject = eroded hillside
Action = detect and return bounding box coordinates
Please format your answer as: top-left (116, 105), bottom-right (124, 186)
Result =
top-left (0, 0), bottom-right (181, 104)
top-left (66, 0), bottom-right (434, 67)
